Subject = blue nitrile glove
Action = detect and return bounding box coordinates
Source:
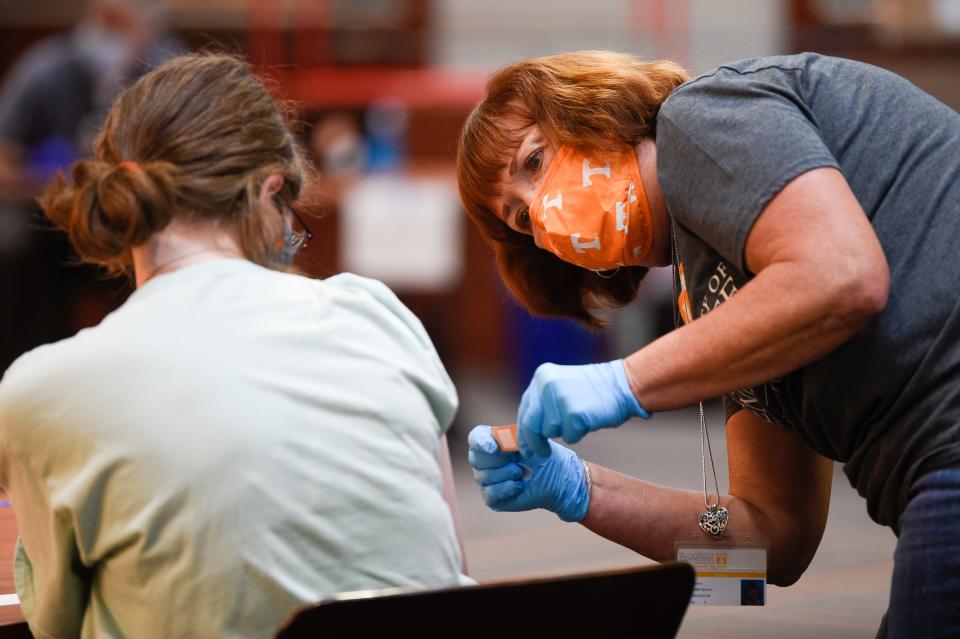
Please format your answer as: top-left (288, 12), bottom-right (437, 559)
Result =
top-left (518, 360), bottom-right (651, 458)
top-left (468, 425), bottom-right (589, 522)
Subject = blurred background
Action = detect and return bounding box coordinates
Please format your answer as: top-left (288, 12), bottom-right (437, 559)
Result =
top-left (0, 1), bottom-right (957, 636)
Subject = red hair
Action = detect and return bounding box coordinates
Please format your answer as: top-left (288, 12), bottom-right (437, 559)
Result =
top-left (456, 50), bottom-right (689, 327)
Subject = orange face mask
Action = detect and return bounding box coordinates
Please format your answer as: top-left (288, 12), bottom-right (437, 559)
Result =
top-left (529, 145), bottom-right (653, 271)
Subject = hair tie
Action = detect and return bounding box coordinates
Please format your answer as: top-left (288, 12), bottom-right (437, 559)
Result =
top-left (120, 161), bottom-right (141, 171)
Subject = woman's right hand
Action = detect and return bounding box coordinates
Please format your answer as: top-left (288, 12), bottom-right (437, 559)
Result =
top-left (468, 425), bottom-right (590, 522)
top-left (517, 360), bottom-right (650, 458)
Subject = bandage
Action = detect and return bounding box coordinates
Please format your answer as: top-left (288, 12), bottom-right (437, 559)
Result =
top-left (491, 424), bottom-right (519, 452)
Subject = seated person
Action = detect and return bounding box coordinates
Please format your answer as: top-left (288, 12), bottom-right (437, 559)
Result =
top-left (0, 53), bottom-right (471, 639)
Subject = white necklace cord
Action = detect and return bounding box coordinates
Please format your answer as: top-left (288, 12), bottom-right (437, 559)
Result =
top-left (141, 247), bottom-right (242, 283)
top-left (670, 221), bottom-right (728, 537)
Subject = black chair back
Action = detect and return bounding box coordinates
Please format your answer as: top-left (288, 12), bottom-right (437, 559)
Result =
top-left (277, 562), bottom-right (695, 637)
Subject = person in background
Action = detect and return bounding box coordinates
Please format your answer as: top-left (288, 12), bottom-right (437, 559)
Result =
top-left (458, 50), bottom-right (960, 638)
top-left (0, 53), bottom-right (470, 639)
top-left (0, 0), bottom-right (179, 192)
top-left (0, 0), bottom-right (181, 374)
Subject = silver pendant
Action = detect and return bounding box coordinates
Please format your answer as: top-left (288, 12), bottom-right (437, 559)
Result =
top-left (698, 505), bottom-right (728, 538)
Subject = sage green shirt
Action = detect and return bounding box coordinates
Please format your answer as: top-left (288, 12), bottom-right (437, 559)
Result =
top-left (0, 259), bottom-right (470, 638)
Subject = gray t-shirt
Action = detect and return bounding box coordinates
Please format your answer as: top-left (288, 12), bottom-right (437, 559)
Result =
top-left (655, 53), bottom-right (960, 531)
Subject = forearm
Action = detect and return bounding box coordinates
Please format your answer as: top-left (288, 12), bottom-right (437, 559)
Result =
top-left (581, 462), bottom-right (812, 586)
top-left (438, 435), bottom-right (468, 573)
top-left (626, 166), bottom-right (891, 412)
top-left (625, 261), bottom-right (881, 412)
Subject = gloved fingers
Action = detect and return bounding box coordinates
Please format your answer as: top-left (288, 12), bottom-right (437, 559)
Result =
top-left (473, 463), bottom-right (525, 487)
top-left (518, 385), bottom-right (543, 447)
top-left (539, 382), bottom-right (566, 441)
top-left (561, 412), bottom-right (590, 445)
top-left (481, 480), bottom-right (524, 510)
top-left (519, 430), bottom-right (552, 459)
top-left (467, 425), bottom-right (498, 453)
top-left (518, 425), bottom-right (551, 459)
top-left (468, 446), bottom-right (514, 471)
top-left (517, 385), bottom-right (534, 431)
top-left (518, 393), bottom-right (551, 458)
top-left (467, 425), bottom-right (517, 469)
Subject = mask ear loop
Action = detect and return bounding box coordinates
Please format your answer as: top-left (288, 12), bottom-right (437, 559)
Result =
top-left (595, 266), bottom-right (621, 279)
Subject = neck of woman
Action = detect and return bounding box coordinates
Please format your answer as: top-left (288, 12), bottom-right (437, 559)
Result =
top-left (634, 138), bottom-right (672, 268)
top-left (132, 217), bottom-right (243, 288)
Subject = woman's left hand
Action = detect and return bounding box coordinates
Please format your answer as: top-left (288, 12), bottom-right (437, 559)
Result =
top-left (518, 360), bottom-right (650, 457)
top-left (469, 425), bottom-right (590, 522)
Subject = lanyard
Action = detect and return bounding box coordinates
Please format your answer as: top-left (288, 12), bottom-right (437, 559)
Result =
top-left (670, 221), bottom-right (729, 538)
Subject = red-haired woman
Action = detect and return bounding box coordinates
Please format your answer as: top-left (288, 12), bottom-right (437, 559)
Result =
top-left (459, 50), bottom-right (960, 638)
top-left (0, 54), bottom-right (470, 638)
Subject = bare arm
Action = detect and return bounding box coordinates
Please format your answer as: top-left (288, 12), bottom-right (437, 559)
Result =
top-left (580, 409), bottom-right (833, 586)
top-left (625, 167), bottom-right (890, 411)
top-left (438, 434), bottom-right (468, 573)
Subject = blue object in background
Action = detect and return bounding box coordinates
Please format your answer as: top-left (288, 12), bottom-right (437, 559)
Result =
top-left (26, 135), bottom-right (77, 179)
top-left (364, 99), bottom-right (408, 172)
top-left (366, 135), bottom-right (406, 172)
top-left (508, 303), bottom-right (606, 393)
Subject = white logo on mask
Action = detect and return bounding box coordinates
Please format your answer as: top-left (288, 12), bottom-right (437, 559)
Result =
top-left (540, 191), bottom-right (563, 221)
top-left (582, 160), bottom-right (611, 186)
top-left (616, 201), bottom-right (629, 232)
top-left (571, 234), bottom-right (601, 253)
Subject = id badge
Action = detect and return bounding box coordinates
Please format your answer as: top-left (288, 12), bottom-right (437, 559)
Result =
top-left (676, 540), bottom-right (768, 606)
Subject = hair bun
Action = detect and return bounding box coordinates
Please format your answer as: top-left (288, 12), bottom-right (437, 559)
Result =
top-left (40, 159), bottom-right (180, 272)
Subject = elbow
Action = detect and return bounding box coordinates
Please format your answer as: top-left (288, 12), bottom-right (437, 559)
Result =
top-left (852, 262), bottom-right (890, 320)
top-left (768, 564), bottom-right (808, 588)
top-left (824, 258), bottom-right (890, 332)
top-left (767, 548), bottom-right (815, 587)
top-left (766, 528), bottom-right (823, 587)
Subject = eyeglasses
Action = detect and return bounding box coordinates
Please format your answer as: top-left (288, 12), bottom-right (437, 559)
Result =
top-left (289, 206), bottom-right (314, 254)
top-left (281, 201), bottom-right (314, 255)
